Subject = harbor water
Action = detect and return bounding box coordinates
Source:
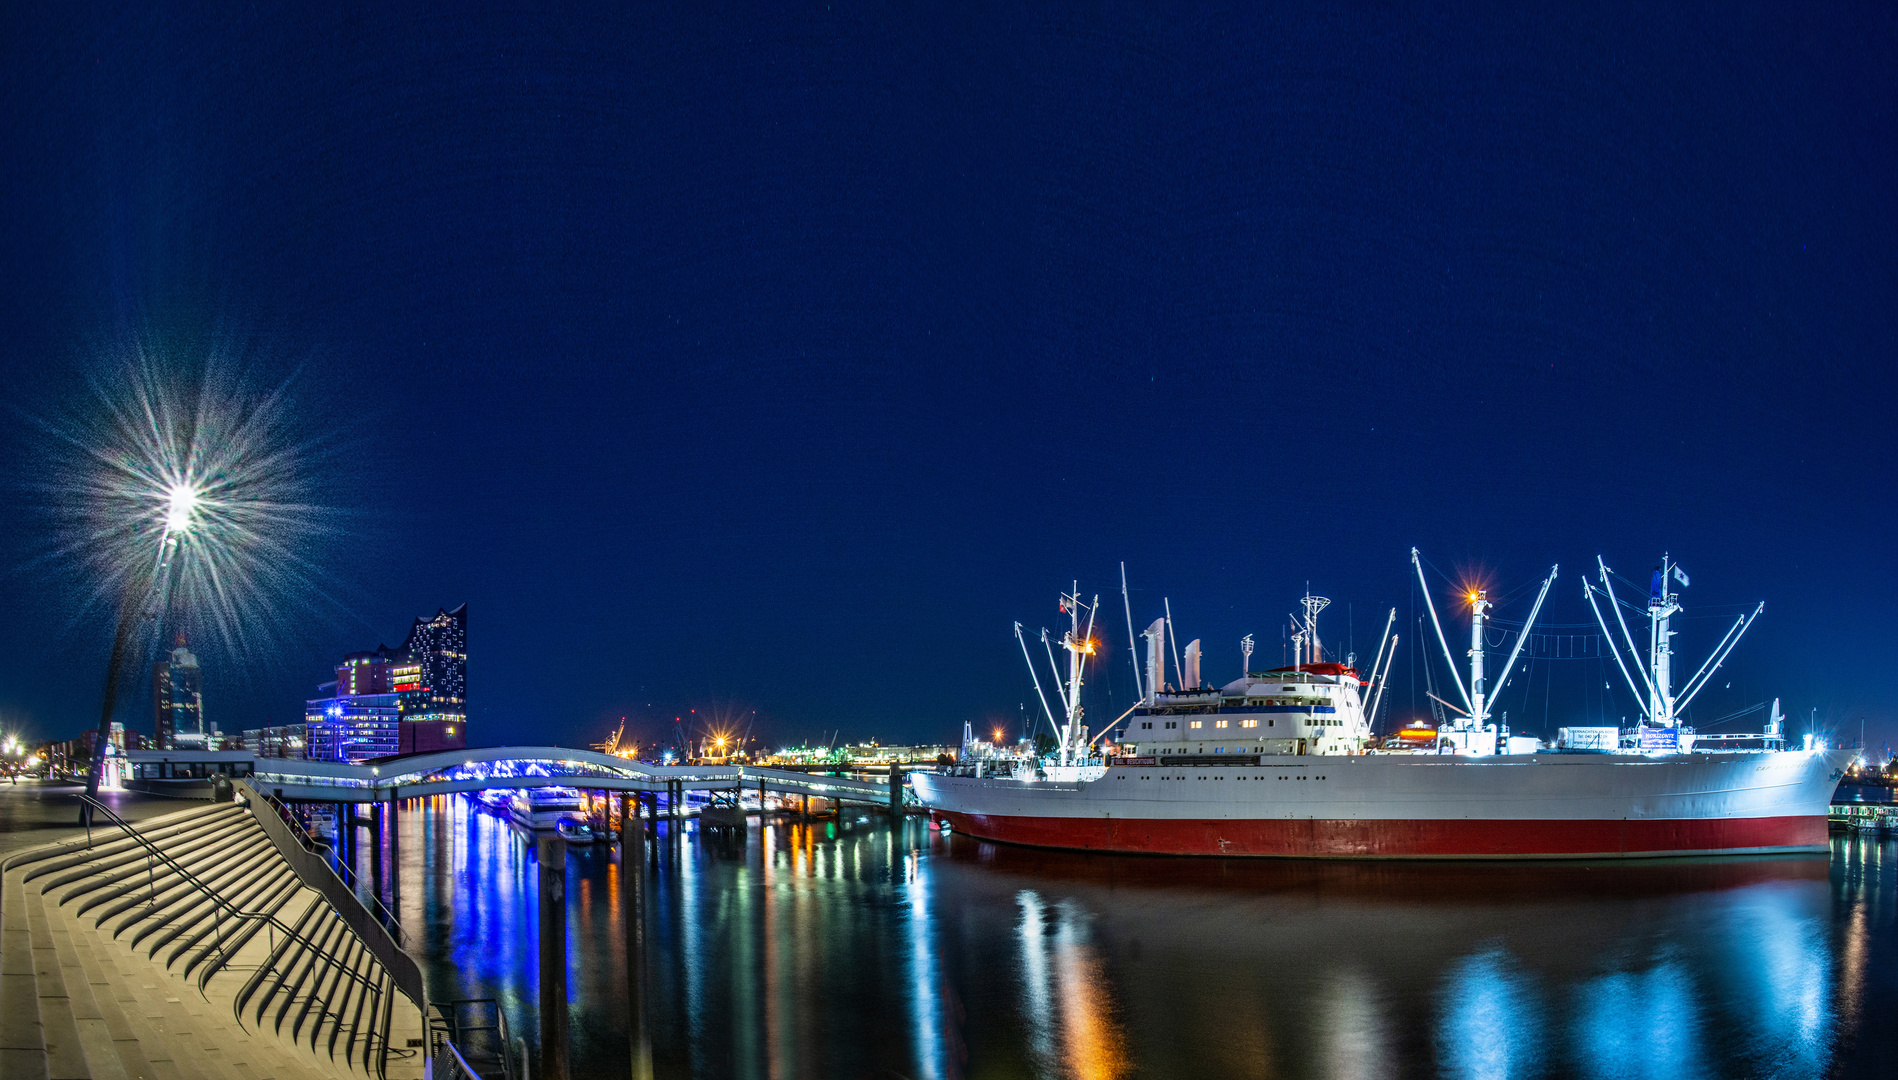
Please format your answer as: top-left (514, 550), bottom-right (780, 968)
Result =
top-left (373, 795), bottom-right (1896, 1079)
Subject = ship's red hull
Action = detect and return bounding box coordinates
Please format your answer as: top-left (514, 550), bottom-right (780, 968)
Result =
top-left (935, 809), bottom-right (1828, 859)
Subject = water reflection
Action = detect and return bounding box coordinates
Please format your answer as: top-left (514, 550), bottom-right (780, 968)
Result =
top-left (1438, 947), bottom-right (1541, 1080)
top-left (1573, 958), bottom-right (1702, 1080)
top-left (371, 796), bottom-right (1891, 1078)
top-left (1322, 967), bottom-right (1389, 1080)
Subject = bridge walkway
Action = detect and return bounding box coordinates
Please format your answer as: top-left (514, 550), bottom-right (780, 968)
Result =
top-left (207, 746), bottom-right (902, 807)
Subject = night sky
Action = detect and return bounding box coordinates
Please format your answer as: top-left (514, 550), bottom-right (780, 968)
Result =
top-left (3, 5), bottom-right (1893, 755)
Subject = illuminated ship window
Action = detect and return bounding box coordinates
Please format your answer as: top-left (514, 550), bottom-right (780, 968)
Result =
top-left (1214, 720), bottom-right (1228, 729)
top-left (1189, 721), bottom-right (1203, 729)
top-left (1241, 719), bottom-right (1258, 728)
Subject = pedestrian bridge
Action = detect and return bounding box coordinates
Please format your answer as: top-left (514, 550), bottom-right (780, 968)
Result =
top-left (128, 746), bottom-right (901, 807)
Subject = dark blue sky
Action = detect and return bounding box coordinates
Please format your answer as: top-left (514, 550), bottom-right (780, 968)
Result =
top-left (3, 4), bottom-right (1894, 754)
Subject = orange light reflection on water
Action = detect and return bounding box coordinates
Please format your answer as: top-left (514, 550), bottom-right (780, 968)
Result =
top-left (1018, 890), bottom-right (1131, 1080)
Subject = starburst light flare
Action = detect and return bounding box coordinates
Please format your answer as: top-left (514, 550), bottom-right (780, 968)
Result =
top-left (39, 347), bottom-right (340, 661)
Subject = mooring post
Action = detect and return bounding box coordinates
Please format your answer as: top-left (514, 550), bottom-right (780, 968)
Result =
top-left (801, 793), bottom-right (809, 819)
top-left (620, 792), bottom-right (652, 1079)
top-left (889, 765), bottom-right (903, 817)
top-left (388, 788), bottom-right (401, 917)
top-left (538, 831), bottom-right (570, 1080)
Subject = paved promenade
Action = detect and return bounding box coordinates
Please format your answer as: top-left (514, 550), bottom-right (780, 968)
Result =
top-left (0, 782), bottom-right (183, 860)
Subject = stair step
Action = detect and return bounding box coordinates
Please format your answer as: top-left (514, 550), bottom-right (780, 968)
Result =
top-left (59, 916), bottom-right (155, 1080)
top-left (22, 886), bottom-right (90, 1080)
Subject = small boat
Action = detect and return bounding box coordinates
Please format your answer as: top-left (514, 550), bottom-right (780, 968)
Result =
top-left (555, 818), bottom-right (594, 844)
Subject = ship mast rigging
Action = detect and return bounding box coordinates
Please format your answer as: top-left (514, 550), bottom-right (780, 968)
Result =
top-left (1584, 554), bottom-right (1762, 737)
top-left (1412, 549), bottom-right (1558, 753)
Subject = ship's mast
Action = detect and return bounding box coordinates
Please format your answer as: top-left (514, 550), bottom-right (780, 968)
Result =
top-left (1054, 585), bottom-right (1098, 766)
top-left (1587, 555), bottom-right (1762, 735)
top-left (1648, 555), bottom-right (1681, 726)
top-left (1413, 550), bottom-right (1558, 749)
top-left (1291, 592), bottom-right (1330, 669)
top-left (1469, 587), bottom-right (1490, 728)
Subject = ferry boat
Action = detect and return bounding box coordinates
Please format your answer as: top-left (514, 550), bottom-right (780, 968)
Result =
top-left (913, 557), bottom-right (1849, 859)
top-left (508, 786), bottom-right (586, 832)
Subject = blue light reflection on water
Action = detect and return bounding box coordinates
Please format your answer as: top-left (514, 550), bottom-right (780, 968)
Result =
top-left (1437, 946), bottom-right (1543, 1080)
top-left (1572, 960), bottom-right (1704, 1080)
top-left (379, 797), bottom-right (1894, 1078)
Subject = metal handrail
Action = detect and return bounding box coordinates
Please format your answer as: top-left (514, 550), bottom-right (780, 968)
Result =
top-left (429, 1035), bottom-right (482, 1080)
top-left (429, 999), bottom-right (515, 1080)
top-left (73, 795), bottom-right (385, 993)
top-left (257, 790), bottom-right (407, 944)
top-left (73, 794), bottom-right (394, 1066)
top-left (236, 779), bottom-right (427, 1080)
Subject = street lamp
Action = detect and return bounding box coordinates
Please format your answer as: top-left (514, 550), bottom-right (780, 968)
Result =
top-left (83, 482), bottom-right (199, 818)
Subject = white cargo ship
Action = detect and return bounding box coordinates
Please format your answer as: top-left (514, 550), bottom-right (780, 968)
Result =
top-left (913, 557), bottom-right (1848, 859)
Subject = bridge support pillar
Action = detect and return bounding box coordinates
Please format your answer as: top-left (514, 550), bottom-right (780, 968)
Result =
top-left (369, 801), bottom-right (384, 899)
top-left (620, 794), bottom-right (652, 1079)
top-left (889, 766), bottom-right (903, 817)
top-left (538, 832), bottom-right (570, 1080)
top-left (801, 794), bottom-right (809, 819)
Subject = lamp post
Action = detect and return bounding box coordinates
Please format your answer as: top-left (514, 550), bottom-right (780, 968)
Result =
top-left (82, 484), bottom-right (195, 823)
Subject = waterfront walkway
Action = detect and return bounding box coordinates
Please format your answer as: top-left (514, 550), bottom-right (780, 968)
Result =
top-left (1, 787), bottom-right (424, 1080)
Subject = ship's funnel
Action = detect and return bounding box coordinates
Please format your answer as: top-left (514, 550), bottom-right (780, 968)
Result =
top-left (1142, 618), bottom-right (1167, 700)
top-left (1184, 639), bottom-right (1201, 691)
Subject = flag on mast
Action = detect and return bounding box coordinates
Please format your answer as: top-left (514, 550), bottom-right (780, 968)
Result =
top-left (1673, 565), bottom-right (1690, 587)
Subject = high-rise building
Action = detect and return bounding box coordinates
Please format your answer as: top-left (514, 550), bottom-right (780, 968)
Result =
top-left (378, 604), bottom-right (466, 724)
top-left (303, 604), bottom-right (467, 762)
top-left (152, 637), bottom-right (204, 749)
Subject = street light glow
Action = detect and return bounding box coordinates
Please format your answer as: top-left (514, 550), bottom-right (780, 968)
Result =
top-left (165, 482), bottom-right (201, 534)
top-left (35, 354), bottom-right (339, 662)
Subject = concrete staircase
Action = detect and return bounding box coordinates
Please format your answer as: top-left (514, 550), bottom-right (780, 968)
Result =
top-left (1, 801), bottom-right (425, 1080)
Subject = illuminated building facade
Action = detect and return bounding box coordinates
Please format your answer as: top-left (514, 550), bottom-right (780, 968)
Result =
top-left (151, 638), bottom-right (204, 749)
top-left (336, 651), bottom-right (392, 695)
top-left (241, 724), bottom-right (306, 759)
top-left (304, 604), bottom-right (468, 762)
top-left (378, 604), bottom-right (466, 725)
top-left (305, 693), bottom-right (403, 763)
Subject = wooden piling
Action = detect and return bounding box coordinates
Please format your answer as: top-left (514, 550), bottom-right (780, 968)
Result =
top-left (621, 795), bottom-right (652, 1079)
top-left (538, 832), bottom-right (570, 1080)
